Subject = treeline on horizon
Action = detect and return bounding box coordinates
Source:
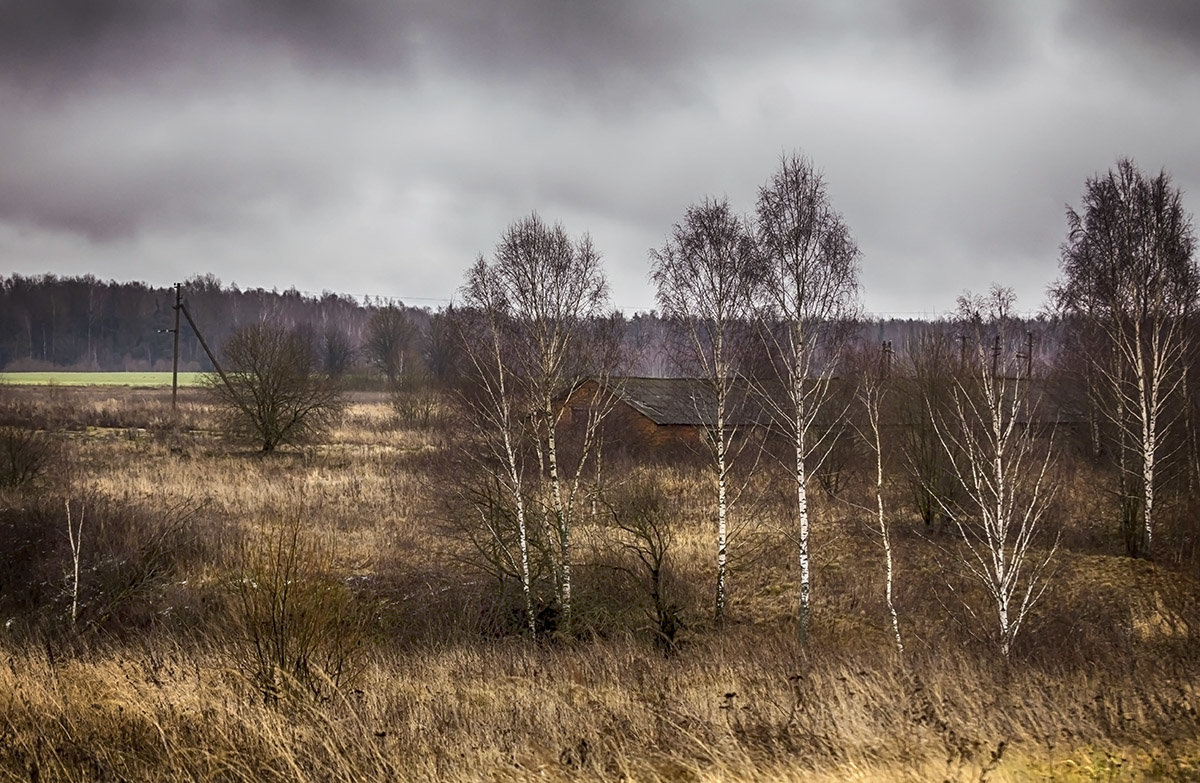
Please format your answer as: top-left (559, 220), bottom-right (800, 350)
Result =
top-left (0, 272), bottom-right (1055, 379)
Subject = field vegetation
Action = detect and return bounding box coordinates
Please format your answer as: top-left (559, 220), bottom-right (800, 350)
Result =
top-left (0, 372), bottom-right (207, 388)
top-left (1, 380), bottom-right (1198, 782)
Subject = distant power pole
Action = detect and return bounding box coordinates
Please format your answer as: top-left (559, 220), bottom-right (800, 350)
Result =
top-left (1026, 330), bottom-right (1034, 380)
top-left (172, 282), bottom-right (182, 411)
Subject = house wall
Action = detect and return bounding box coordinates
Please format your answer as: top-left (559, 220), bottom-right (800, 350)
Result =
top-left (558, 380), bottom-right (703, 456)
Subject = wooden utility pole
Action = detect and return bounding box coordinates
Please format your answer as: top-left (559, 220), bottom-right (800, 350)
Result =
top-left (172, 283), bottom-right (182, 411)
top-left (177, 301), bottom-right (255, 424)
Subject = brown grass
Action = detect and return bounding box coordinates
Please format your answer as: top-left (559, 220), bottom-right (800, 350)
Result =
top-left (1, 387), bottom-right (1199, 781)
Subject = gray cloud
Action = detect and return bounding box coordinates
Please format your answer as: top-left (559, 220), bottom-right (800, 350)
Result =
top-left (1063, 0), bottom-right (1200, 66)
top-left (0, 1), bottom-right (1045, 94)
top-left (0, 0), bottom-right (1197, 316)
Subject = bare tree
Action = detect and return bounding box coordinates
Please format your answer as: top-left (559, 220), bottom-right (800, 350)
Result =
top-left (423, 306), bottom-right (461, 389)
top-left (456, 268), bottom-right (539, 634)
top-left (650, 196), bottom-right (761, 625)
top-left (605, 472), bottom-right (683, 654)
top-left (897, 328), bottom-right (962, 528)
top-left (364, 304), bottom-right (415, 386)
top-left (1054, 159), bottom-right (1199, 558)
top-left (321, 326), bottom-right (355, 380)
top-left (458, 213), bottom-right (614, 632)
top-left (65, 497), bottom-right (84, 628)
top-left (850, 341), bottom-right (904, 657)
top-left (207, 322), bottom-right (345, 452)
top-left (755, 153), bottom-right (861, 644)
top-left (934, 288), bottom-right (1058, 658)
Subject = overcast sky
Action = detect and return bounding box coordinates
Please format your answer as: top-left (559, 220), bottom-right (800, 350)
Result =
top-left (2, 1), bottom-right (1198, 316)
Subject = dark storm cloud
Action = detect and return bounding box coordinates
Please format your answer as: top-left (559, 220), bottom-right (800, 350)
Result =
top-left (1, 0), bottom-right (1196, 314)
top-left (0, 0), bottom-right (413, 90)
top-left (1064, 0), bottom-right (1200, 69)
top-left (0, 0), bottom-right (1039, 96)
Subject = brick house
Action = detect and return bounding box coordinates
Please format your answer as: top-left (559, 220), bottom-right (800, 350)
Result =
top-left (559, 377), bottom-right (770, 454)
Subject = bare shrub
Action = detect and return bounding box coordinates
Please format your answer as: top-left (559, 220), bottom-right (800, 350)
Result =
top-left (207, 322), bottom-right (345, 452)
top-left (0, 424), bottom-right (58, 488)
top-left (439, 464), bottom-right (559, 637)
top-left (0, 494), bottom-right (207, 638)
top-left (603, 473), bottom-right (684, 653)
top-left (388, 382), bottom-right (442, 430)
top-left (229, 507), bottom-right (370, 702)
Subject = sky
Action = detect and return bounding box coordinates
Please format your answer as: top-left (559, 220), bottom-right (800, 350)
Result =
top-left (1, 1), bottom-right (1198, 318)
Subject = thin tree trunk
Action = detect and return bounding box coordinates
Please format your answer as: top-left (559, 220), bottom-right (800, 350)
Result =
top-left (795, 380), bottom-right (810, 646)
top-left (870, 395), bottom-right (903, 657)
top-left (544, 397), bottom-right (571, 628)
top-left (503, 429), bottom-right (536, 636)
top-left (715, 405), bottom-right (729, 625)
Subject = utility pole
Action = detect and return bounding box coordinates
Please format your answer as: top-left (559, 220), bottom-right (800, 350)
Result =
top-left (1026, 330), bottom-right (1033, 380)
top-left (177, 301), bottom-right (255, 423)
top-left (1016, 330), bottom-right (1034, 379)
top-left (172, 283), bottom-right (182, 411)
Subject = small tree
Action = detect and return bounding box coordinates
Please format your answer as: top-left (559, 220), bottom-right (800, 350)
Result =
top-left (1054, 158), bottom-right (1198, 558)
top-left (457, 213), bottom-right (615, 632)
top-left (755, 152), bottom-right (861, 645)
top-left (0, 424), bottom-right (58, 489)
top-left (933, 288), bottom-right (1058, 658)
top-left (849, 341), bottom-right (904, 657)
top-left (896, 328), bottom-right (962, 528)
top-left (606, 473), bottom-right (682, 654)
top-left (650, 196), bottom-right (762, 625)
top-left (364, 304), bottom-right (415, 386)
top-left (207, 322), bottom-right (345, 452)
top-left (321, 326), bottom-right (355, 380)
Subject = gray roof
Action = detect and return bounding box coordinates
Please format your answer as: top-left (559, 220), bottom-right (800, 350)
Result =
top-left (609, 377), bottom-right (767, 427)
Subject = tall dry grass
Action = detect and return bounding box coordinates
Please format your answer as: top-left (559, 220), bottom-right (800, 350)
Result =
top-left (4, 636), bottom-right (1198, 782)
top-left (1, 387), bottom-right (1198, 781)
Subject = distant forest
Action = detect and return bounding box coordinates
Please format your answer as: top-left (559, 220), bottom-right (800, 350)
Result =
top-left (1, 274), bottom-right (397, 374)
top-left (0, 273), bottom-right (1056, 378)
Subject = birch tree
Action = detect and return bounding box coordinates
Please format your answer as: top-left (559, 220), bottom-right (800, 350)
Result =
top-left (755, 153), bottom-right (861, 644)
top-left (459, 213), bottom-right (613, 632)
top-left (852, 342), bottom-right (904, 656)
top-left (650, 196), bottom-right (762, 625)
top-left (457, 267), bottom-right (538, 634)
top-left (934, 288), bottom-right (1057, 658)
top-left (1054, 159), bottom-right (1198, 558)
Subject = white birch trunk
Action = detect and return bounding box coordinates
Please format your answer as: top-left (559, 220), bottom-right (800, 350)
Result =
top-left (544, 396), bottom-right (571, 628)
top-left (66, 499), bottom-right (83, 628)
top-left (868, 392), bottom-right (904, 657)
top-left (795, 372), bottom-right (811, 645)
top-left (501, 426), bottom-right (536, 636)
top-left (715, 405), bottom-right (729, 624)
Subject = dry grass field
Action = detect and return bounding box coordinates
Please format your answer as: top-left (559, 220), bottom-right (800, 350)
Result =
top-left (1, 384), bottom-right (1199, 781)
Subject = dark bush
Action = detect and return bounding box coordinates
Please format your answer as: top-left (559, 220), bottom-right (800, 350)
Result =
top-left (0, 424), bottom-right (59, 488)
top-left (0, 494), bottom-right (210, 638)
